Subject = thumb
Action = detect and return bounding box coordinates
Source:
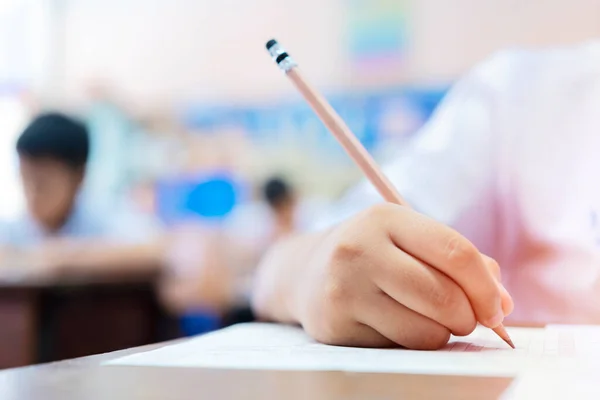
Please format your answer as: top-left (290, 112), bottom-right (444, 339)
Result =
top-left (482, 254), bottom-right (514, 317)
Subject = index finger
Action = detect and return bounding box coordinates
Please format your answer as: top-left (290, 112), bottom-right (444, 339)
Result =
top-left (380, 204), bottom-right (504, 328)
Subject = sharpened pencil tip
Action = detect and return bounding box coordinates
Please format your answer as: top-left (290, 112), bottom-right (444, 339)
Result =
top-left (504, 336), bottom-right (516, 349)
top-left (492, 324), bottom-right (515, 349)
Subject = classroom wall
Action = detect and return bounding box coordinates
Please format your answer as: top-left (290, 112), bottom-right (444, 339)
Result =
top-left (0, 0), bottom-right (56, 91)
top-left (60, 0), bottom-right (600, 107)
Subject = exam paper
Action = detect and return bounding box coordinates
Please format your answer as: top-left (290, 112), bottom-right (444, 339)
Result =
top-left (107, 323), bottom-right (597, 377)
top-left (502, 364), bottom-right (600, 399)
top-left (501, 325), bottom-right (600, 399)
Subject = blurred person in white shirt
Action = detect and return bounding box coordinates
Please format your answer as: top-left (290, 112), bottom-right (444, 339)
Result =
top-left (252, 41), bottom-right (600, 350)
top-left (0, 112), bottom-right (163, 278)
top-left (262, 177), bottom-right (301, 242)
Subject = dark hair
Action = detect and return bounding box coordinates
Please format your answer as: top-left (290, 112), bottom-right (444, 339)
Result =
top-left (263, 177), bottom-right (293, 209)
top-left (16, 112), bottom-right (90, 169)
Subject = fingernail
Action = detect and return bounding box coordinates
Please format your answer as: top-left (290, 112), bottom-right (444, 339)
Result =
top-left (497, 280), bottom-right (507, 291)
top-left (499, 283), bottom-right (510, 298)
top-left (499, 284), bottom-right (515, 316)
top-left (486, 309), bottom-right (504, 328)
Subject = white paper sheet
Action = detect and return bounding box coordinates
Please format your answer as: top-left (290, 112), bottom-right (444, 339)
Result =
top-left (500, 325), bottom-right (600, 399)
top-left (502, 364), bottom-right (600, 399)
top-left (106, 323), bottom-right (600, 377)
top-left (545, 324), bottom-right (600, 357)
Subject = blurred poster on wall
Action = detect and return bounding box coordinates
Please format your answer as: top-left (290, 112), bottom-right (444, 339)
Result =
top-left (181, 87), bottom-right (447, 149)
top-left (345, 0), bottom-right (409, 75)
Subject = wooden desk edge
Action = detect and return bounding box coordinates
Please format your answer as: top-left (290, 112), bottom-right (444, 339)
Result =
top-left (0, 325), bottom-right (532, 400)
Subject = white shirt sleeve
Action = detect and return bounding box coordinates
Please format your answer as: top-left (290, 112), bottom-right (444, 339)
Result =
top-left (0, 218), bottom-right (39, 248)
top-left (223, 202), bottom-right (274, 249)
top-left (311, 52), bottom-right (516, 254)
top-left (0, 220), bottom-right (15, 246)
top-left (99, 200), bottom-right (163, 244)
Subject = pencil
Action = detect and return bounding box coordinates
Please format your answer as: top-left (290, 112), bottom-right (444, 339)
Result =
top-left (265, 39), bottom-right (514, 349)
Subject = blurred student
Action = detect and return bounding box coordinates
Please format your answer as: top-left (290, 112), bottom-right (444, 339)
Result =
top-left (252, 41), bottom-right (600, 350)
top-left (211, 177), bottom-right (302, 326)
top-left (162, 177), bottom-right (313, 325)
top-left (263, 177), bottom-right (299, 241)
top-left (0, 113), bottom-right (163, 276)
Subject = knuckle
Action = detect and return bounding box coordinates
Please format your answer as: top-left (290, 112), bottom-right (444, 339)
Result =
top-left (331, 239), bottom-right (365, 266)
top-left (362, 203), bottom-right (393, 222)
top-left (323, 240), bottom-right (369, 308)
top-left (429, 285), bottom-right (459, 312)
top-left (309, 326), bottom-right (341, 346)
top-left (323, 280), bottom-right (351, 307)
top-left (303, 304), bottom-right (346, 346)
top-left (409, 327), bottom-right (452, 350)
top-left (452, 315), bottom-right (478, 337)
top-left (427, 281), bottom-right (476, 337)
top-left (444, 236), bottom-right (479, 268)
top-left (423, 329), bottom-right (452, 350)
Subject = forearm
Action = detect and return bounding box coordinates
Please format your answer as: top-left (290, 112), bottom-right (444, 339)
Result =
top-left (0, 247), bottom-right (8, 265)
top-left (55, 239), bottom-right (166, 276)
top-left (251, 230), bottom-right (328, 323)
top-left (0, 246), bottom-right (16, 269)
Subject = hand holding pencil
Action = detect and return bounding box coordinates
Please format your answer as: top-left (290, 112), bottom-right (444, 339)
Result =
top-left (259, 39), bottom-right (514, 349)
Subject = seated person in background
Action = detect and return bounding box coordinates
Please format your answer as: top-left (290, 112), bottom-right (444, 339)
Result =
top-left (158, 226), bottom-right (235, 314)
top-left (160, 177), bottom-right (308, 326)
top-left (252, 42), bottom-right (600, 350)
top-left (0, 112), bottom-right (163, 277)
top-left (263, 177), bottom-right (299, 242)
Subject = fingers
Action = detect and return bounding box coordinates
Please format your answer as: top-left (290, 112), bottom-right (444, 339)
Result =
top-left (357, 292), bottom-right (451, 350)
top-left (499, 285), bottom-right (514, 317)
top-left (482, 255), bottom-right (514, 316)
top-left (377, 204), bottom-right (504, 329)
top-left (312, 322), bottom-right (397, 348)
top-left (482, 254), bottom-right (501, 280)
top-left (372, 248), bottom-right (476, 336)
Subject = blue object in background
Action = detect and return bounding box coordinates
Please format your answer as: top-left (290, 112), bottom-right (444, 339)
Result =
top-left (156, 172), bottom-right (240, 226)
top-left (156, 172), bottom-right (242, 336)
top-left (181, 312), bottom-right (221, 336)
top-left (185, 178), bottom-right (237, 218)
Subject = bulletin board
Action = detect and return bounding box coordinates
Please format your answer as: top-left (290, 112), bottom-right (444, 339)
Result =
top-left (181, 87), bottom-right (448, 163)
top-left (345, 0), bottom-right (410, 73)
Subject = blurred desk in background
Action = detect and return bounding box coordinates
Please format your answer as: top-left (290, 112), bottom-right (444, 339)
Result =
top-left (0, 272), bottom-right (179, 370)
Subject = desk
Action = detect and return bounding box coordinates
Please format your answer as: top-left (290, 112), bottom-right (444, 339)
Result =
top-left (0, 338), bottom-right (513, 400)
top-left (0, 274), bottom-right (179, 370)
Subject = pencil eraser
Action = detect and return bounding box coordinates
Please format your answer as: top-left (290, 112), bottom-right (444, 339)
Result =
top-left (266, 39), bottom-right (278, 50)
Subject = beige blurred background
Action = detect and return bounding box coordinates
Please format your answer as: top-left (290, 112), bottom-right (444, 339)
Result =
top-left (56, 0), bottom-right (600, 104)
top-left (1, 0), bottom-right (599, 213)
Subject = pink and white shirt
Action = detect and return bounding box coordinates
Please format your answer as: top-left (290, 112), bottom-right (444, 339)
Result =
top-left (316, 41), bottom-right (600, 325)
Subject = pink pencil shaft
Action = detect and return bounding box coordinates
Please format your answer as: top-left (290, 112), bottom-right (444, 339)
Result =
top-left (286, 68), bottom-right (407, 207)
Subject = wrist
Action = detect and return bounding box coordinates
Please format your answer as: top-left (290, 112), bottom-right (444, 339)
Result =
top-left (251, 237), bottom-right (302, 323)
top-left (251, 231), bottom-right (329, 324)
